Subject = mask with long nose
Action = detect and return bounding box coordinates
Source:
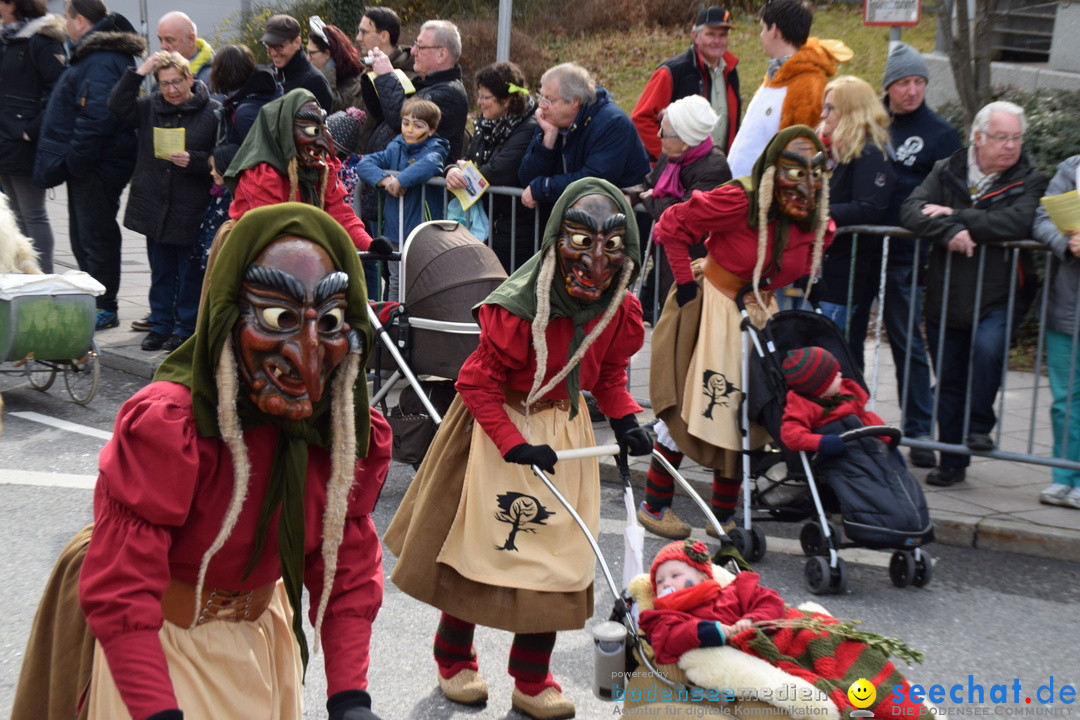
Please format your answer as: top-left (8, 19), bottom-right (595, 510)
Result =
top-left (773, 137), bottom-right (826, 221)
top-left (556, 193), bottom-right (629, 303)
top-left (293, 100), bottom-right (332, 169)
top-left (234, 236), bottom-right (351, 420)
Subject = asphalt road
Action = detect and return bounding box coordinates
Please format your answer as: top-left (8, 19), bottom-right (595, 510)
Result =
top-left (1, 366), bottom-right (1078, 720)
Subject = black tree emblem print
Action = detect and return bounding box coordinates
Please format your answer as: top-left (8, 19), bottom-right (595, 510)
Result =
top-left (701, 369), bottom-right (740, 419)
top-left (493, 491), bottom-right (556, 551)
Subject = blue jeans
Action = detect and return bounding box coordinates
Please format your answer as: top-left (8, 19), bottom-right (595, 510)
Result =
top-left (926, 309), bottom-right (1008, 468)
top-left (146, 239), bottom-right (199, 337)
top-left (1047, 329), bottom-right (1080, 487)
top-left (881, 256), bottom-right (934, 437)
top-left (68, 174), bottom-right (124, 313)
top-left (818, 301), bottom-right (853, 336)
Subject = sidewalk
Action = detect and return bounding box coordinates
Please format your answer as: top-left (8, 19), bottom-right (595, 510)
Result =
top-left (43, 185), bottom-right (1080, 563)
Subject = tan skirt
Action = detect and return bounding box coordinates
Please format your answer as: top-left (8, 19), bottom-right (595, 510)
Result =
top-left (383, 395), bottom-right (597, 633)
top-left (87, 582), bottom-right (301, 720)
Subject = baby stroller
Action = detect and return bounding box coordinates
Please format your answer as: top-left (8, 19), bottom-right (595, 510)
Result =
top-left (365, 220), bottom-right (507, 467)
top-left (733, 285), bottom-right (934, 595)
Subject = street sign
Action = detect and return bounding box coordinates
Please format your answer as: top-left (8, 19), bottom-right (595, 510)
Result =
top-left (864, 0), bottom-right (921, 26)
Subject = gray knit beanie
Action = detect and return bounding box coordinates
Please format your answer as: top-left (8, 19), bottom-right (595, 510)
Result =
top-left (882, 42), bottom-right (928, 90)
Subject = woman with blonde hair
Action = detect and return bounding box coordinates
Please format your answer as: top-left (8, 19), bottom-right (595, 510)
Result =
top-left (815, 74), bottom-right (897, 364)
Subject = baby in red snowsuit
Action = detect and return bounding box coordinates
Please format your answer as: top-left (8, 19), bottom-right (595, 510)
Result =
top-left (637, 539), bottom-right (786, 665)
top-left (779, 346), bottom-right (888, 457)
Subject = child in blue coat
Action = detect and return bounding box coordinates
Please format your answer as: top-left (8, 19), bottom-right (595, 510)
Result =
top-left (358, 97), bottom-right (449, 300)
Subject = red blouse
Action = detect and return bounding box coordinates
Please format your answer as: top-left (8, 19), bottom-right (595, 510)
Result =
top-left (79, 381), bottom-right (392, 719)
top-left (229, 159), bottom-right (373, 250)
top-left (654, 184), bottom-right (835, 287)
top-left (455, 297), bottom-right (646, 455)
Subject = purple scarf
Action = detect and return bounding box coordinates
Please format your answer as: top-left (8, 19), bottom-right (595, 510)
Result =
top-left (652, 135), bottom-right (714, 199)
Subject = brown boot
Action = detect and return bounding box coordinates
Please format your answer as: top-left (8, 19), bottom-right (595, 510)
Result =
top-left (636, 503), bottom-right (691, 540)
top-left (511, 687), bottom-right (575, 720)
top-left (437, 668), bottom-right (488, 705)
top-left (705, 518), bottom-right (737, 538)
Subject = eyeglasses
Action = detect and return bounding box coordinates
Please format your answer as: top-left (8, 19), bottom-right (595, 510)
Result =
top-left (158, 77), bottom-right (189, 89)
top-left (263, 42), bottom-right (284, 52)
top-left (657, 128), bottom-right (680, 139)
top-left (476, 92), bottom-right (495, 103)
top-left (411, 44), bottom-right (444, 52)
top-left (306, 47), bottom-right (325, 56)
top-left (821, 103), bottom-right (836, 116)
top-left (984, 132), bottom-right (1023, 145)
top-left (538, 95), bottom-right (562, 108)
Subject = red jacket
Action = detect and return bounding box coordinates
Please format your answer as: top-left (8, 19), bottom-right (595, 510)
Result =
top-left (229, 158), bottom-right (373, 250)
top-left (780, 378), bottom-right (887, 452)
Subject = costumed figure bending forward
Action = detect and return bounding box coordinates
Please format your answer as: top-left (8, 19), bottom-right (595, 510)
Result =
top-left (11, 204), bottom-right (391, 720)
top-left (383, 177), bottom-right (653, 720)
top-left (642, 125), bottom-right (835, 541)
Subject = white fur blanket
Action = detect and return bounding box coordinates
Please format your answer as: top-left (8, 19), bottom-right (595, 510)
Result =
top-left (0, 194), bottom-right (42, 274)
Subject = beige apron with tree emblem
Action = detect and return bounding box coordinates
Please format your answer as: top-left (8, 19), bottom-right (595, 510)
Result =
top-left (437, 403), bottom-right (599, 593)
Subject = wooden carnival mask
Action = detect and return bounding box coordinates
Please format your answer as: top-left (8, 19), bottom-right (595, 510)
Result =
top-left (773, 136), bottom-right (826, 221)
top-left (293, 100), bottom-right (332, 169)
top-left (234, 236), bottom-right (351, 420)
top-left (556, 193), bottom-right (628, 303)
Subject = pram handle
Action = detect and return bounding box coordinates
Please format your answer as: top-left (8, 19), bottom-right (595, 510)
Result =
top-left (839, 425), bottom-right (902, 450)
top-left (553, 444), bottom-right (620, 461)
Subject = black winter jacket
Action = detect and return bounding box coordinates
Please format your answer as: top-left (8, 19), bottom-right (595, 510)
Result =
top-left (369, 63), bottom-right (468, 161)
top-left (32, 13), bottom-right (144, 188)
top-left (108, 69), bottom-right (219, 246)
top-left (358, 45), bottom-right (414, 155)
top-left (901, 148), bottom-right (1047, 328)
top-left (219, 66), bottom-right (281, 147)
top-left (277, 50), bottom-right (332, 112)
top-left (0, 14), bottom-right (67, 175)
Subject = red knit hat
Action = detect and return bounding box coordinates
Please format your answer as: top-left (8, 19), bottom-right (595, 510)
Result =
top-left (650, 539), bottom-right (713, 593)
top-left (782, 346), bottom-right (840, 397)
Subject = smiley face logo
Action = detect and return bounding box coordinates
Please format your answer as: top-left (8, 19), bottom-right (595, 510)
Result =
top-left (848, 678), bottom-right (876, 709)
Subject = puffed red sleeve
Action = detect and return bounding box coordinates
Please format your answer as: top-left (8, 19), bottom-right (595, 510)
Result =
top-left (637, 608), bottom-right (706, 665)
top-left (779, 391), bottom-right (823, 452)
top-left (589, 294), bottom-right (645, 419)
top-left (728, 571), bottom-right (786, 623)
top-left (311, 408), bottom-right (392, 696)
top-left (229, 163), bottom-right (289, 220)
top-left (79, 383), bottom-right (202, 719)
top-left (654, 185), bottom-right (748, 285)
top-left (455, 304), bottom-right (533, 455)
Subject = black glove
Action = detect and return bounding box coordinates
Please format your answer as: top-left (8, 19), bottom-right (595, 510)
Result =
top-left (367, 236), bottom-right (394, 257)
top-left (609, 414), bottom-right (653, 456)
top-left (675, 281), bottom-right (698, 307)
top-left (817, 434), bottom-right (846, 456)
top-left (328, 690), bottom-right (382, 720)
top-left (147, 711), bottom-right (183, 720)
top-left (503, 443), bottom-right (558, 474)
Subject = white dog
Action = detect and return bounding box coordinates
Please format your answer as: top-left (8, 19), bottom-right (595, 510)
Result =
top-left (0, 193), bottom-right (42, 274)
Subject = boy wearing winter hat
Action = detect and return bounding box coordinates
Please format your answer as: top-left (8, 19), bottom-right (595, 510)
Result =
top-left (637, 539), bottom-right (786, 665)
top-left (779, 346), bottom-right (889, 455)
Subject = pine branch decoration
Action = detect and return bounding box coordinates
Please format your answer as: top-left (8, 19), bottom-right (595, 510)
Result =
top-left (753, 616), bottom-right (926, 665)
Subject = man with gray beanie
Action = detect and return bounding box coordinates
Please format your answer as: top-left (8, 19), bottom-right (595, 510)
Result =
top-left (855, 42), bottom-right (960, 469)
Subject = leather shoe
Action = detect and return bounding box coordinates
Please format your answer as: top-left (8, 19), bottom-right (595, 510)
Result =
top-left (437, 668), bottom-right (487, 706)
top-left (511, 687), bottom-right (575, 720)
top-left (130, 315), bottom-right (152, 332)
top-left (908, 436), bottom-right (936, 468)
top-left (141, 331), bottom-right (168, 351)
top-left (162, 334), bottom-right (186, 352)
top-left (965, 433), bottom-right (996, 452)
top-left (705, 517), bottom-right (738, 538)
top-left (637, 503), bottom-right (690, 540)
top-left (926, 466), bottom-right (966, 487)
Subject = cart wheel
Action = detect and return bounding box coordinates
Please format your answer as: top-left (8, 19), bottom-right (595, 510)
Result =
top-left (799, 522), bottom-right (825, 556)
top-left (912, 553), bottom-right (933, 588)
top-left (829, 556), bottom-right (848, 595)
top-left (804, 556), bottom-right (832, 595)
top-left (728, 527), bottom-right (751, 558)
top-left (889, 550), bottom-right (916, 588)
top-left (24, 360), bottom-right (57, 391)
top-left (64, 343), bottom-right (100, 406)
top-left (747, 525), bottom-right (768, 562)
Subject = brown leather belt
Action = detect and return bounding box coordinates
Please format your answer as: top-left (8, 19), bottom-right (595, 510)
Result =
top-left (502, 386), bottom-right (571, 416)
top-left (702, 255), bottom-right (754, 299)
top-left (161, 578), bottom-right (276, 627)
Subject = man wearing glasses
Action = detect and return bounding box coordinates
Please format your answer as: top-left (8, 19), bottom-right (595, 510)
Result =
top-left (900, 101), bottom-right (1047, 488)
top-left (364, 19), bottom-right (467, 161)
top-left (262, 14), bottom-right (332, 112)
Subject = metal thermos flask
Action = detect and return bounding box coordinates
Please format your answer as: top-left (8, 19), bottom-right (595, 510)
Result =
top-left (592, 620), bottom-right (627, 700)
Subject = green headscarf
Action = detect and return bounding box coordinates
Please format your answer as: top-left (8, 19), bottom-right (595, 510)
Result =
top-left (155, 202), bottom-right (371, 668)
top-left (223, 88), bottom-right (325, 204)
top-left (478, 177), bottom-right (641, 418)
top-left (731, 125), bottom-right (827, 278)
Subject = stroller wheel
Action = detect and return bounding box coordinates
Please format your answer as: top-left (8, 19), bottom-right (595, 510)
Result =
top-left (799, 522), bottom-right (825, 556)
top-left (804, 556), bottom-right (831, 595)
top-left (731, 526), bottom-right (768, 563)
top-left (911, 552), bottom-right (933, 588)
top-left (829, 556), bottom-right (848, 595)
top-left (889, 550), bottom-right (916, 588)
top-left (748, 525), bottom-right (768, 562)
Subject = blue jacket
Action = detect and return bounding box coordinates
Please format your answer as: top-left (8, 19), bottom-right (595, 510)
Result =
top-left (518, 86), bottom-right (650, 204)
top-left (357, 133), bottom-right (449, 244)
top-left (32, 13), bottom-right (145, 189)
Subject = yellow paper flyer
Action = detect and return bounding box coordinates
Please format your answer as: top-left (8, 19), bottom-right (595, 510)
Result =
top-left (1039, 190), bottom-right (1080, 233)
top-left (153, 127), bottom-right (185, 159)
top-left (448, 160), bottom-right (489, 210)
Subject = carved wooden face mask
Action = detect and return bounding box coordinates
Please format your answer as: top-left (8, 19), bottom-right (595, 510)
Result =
top-left (293, 100), bottom-right (332, 169)
top-left (556, 193), bottom-right (628, 302)
top-left (234, 236), bottom-right (351, 420)
top-left (773, 136), bottom-right (826, 221)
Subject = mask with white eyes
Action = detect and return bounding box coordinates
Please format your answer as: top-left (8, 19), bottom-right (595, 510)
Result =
top-left (293, 100), bottom-right (332, 169)
top-left (556, 193), bottom-right (629, 303)
top-left (233, 236), bottom-right (351, 421)
top-left (773, 136), bottom-right (827, 221)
